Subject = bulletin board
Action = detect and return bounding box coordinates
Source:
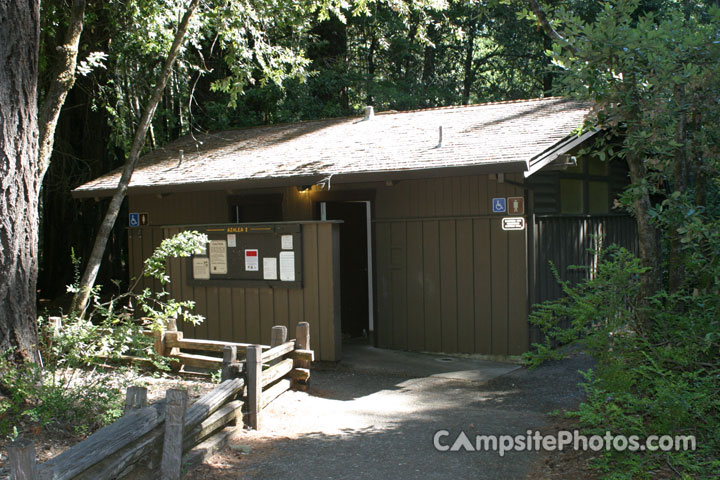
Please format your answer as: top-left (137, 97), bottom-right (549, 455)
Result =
top-left (186, 222), bottom-right (303, 288)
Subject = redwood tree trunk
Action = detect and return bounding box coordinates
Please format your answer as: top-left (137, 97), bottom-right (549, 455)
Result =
top-left (0, 0), bottom-right (42, 363)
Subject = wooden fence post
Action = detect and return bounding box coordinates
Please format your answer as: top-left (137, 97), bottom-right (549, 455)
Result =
top-left (269, 325), bottom-right (287, 366)
top-left (153, 330), bottom-right (165, 357)
top-left (221, 345), bottom-right (238, 382)
top-left (295, 322), bottom-right (310, 356)
top-left (246, 345), bottom-right (262, 430)
top-left (160, 389), bottom-right (188, 480)
top-left (271, 325), bottom-right (287, 347)
top-left (7, 438), bottom-right (37, 480)
top-left (293, 322), bottom-right (311, 389)
top-left (124, 386), bottom-right (148, 415)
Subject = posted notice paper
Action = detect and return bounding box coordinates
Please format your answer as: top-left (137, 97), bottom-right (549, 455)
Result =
top-left (209, 240), bottom-right (228, 274)
top-left (263, 257), bottom-right (278, 280)
top-left (279, 251), bottom-right (295, 281)
top-left (192, 257), bottom-right (210, 280)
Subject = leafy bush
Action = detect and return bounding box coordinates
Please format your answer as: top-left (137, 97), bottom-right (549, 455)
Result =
top-left (525, 246), bottom-right (720, 478)
top-left (0, 347), bottom-right (125, 439)
top-left (0, 231), bottom-right (209, 440)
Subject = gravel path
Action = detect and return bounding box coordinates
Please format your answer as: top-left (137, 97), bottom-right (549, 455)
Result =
top-left (188, 349), bottom-right (592, 479)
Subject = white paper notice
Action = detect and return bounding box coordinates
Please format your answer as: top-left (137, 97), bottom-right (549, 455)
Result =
top-left (192, 257), bottom-right (210, 279)
top-left (281, 234), bottom-right (293, 250)
top-left (209, 240), bottom-right (228, 274)
top-left (263, 257), bottom-right (278, 280)
top-left (279, 251), bottom-right (295, 281)
top-left (245, 249), bottom-right (259, 271)
top-left (227, 234), bottom-right (237, 248)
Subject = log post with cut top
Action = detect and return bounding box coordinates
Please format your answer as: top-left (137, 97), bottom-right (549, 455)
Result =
top-left (246, 345), bottom-right (262, 430)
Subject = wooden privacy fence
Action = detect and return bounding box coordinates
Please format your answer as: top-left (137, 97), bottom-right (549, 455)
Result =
top-left (7, 322), bottom-right (314, 480)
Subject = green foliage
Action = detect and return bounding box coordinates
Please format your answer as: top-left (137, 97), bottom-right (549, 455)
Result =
top-left (525, 245), bottom-right (647, 368)
top-left (0, 231), bottom-right (211, 439)
top-left (68, 230), bottom-right (208, 340)
top-left (525, 247), bottom-right (720, 477)
top-left (0, 344), bottom-right (125, 439)
top-left (521, 5), bottom-right (720, 475)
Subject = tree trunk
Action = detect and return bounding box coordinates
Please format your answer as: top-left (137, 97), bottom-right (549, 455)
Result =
top-left (365, 31), bottom-right (377, 107)
top-left (0, 0), bottom-right (42, 363)
top-left (461, 19), bottom-right (476, 106)
top-left (668, 87), bottom-right (687, 293)
top-left (625, 147), bottom-right (661, 324)
top-left (71, 0), bottom-right (201, 314)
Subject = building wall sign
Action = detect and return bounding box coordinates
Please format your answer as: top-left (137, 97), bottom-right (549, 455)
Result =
top-left (186, 223), bottom-right (303, 288)
top-left (501, 217), bottom-right (526, 231)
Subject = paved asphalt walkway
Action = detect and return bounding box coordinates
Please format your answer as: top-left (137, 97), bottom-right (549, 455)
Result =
top-left (189, 344), bottom-right (592, 479)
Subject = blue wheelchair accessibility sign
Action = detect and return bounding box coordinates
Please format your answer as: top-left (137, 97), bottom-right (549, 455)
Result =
top-left (129, 213), bottom-right (140, 227)
top-left (492, 197), bottom-right (506, 213)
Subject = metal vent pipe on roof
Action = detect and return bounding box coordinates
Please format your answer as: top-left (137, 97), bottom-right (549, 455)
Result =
top-left (364, 106), bottom-right (374, 121)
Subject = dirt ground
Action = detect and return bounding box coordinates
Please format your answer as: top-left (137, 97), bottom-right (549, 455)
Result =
top-left (1, 350), bottom-right (606, 479)
top-left (188, 350), bottom-right (597, 480)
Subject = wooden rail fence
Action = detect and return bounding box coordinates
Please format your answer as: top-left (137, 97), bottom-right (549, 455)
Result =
top-left (7, 322), bottom-right (314, 480)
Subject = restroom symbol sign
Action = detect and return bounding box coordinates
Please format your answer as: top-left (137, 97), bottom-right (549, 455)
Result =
top-left (492, 197), bottom-right (506, 213)
top-left (508, 197), bottom-right (524, 215)
top-left (129, 212), bottom-right (149, 227)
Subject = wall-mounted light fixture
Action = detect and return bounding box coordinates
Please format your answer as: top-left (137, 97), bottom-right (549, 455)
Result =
top-left (298, 185), bottom-right (312, 193)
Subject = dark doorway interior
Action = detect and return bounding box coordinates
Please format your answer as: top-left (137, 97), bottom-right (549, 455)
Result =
top-left (228, 194), bottom-right (283, 222)
top-left (324, 201), bottom-right (369, 341)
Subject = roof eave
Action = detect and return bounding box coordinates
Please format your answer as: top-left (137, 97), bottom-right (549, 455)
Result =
top-left (524, 129), bottom-right (599, 178)
top-left (72, 161), bottom-right (529, 199)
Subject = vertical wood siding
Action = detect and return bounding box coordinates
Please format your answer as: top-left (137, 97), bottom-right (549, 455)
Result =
top-left (128, 173), bottom-right (529, 357)
top-left (533, 215), bottom-right (638, 305)
top-left (375, 217), bottom-right (528, 355)
top-left (529, 215), bottom-right (638, 346)
top-left (128, 222), bottom-right (341, 361)
top-left (372, 173), bottom-right (529, 356)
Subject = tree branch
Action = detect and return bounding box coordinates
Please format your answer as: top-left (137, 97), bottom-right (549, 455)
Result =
top-left (71, 0), bottom-right (202, 314)
top-left (38, 0), bottom-right (86, 180)
top-left (527, 0), bottom-right (577, 55)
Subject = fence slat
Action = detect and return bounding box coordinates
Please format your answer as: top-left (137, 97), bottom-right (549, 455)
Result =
top-left (73, 378), bottom-right (244, 480)
top-left (183, 400), bottom-right (242, 451)
top-left (262, 341), bottom-right (295, 364)
top-left (261, 358), bottom-right (294, 388)
top-left (168, 352), bottom-right (223, 369)
top-left (261, 379), bottom-right (292, 409)
top-left (290, 349), bottom-right (314, 364)
top-left (39, 407), bottom-right (162, 480)
top-left (166, 335), bottom-right (257, 353)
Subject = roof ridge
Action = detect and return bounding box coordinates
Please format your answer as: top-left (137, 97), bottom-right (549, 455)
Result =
top-left (187, 96), bottom-right (572, 139)
top-left (374, 96), bottom-right (569, 116)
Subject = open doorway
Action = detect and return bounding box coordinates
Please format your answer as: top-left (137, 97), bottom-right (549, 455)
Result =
top-left (321, 201), bottom-right (373, 344)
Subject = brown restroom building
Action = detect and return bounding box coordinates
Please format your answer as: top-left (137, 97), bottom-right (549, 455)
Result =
top-left (74, 97), bottom-right (636, 361)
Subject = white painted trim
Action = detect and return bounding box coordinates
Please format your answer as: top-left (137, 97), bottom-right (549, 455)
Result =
top-left (364, 201), bottom-right (374, 333)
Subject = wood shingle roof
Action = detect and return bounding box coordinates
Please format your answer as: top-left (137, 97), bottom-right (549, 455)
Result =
top-left (73, 97), bottom-right (590, 197)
